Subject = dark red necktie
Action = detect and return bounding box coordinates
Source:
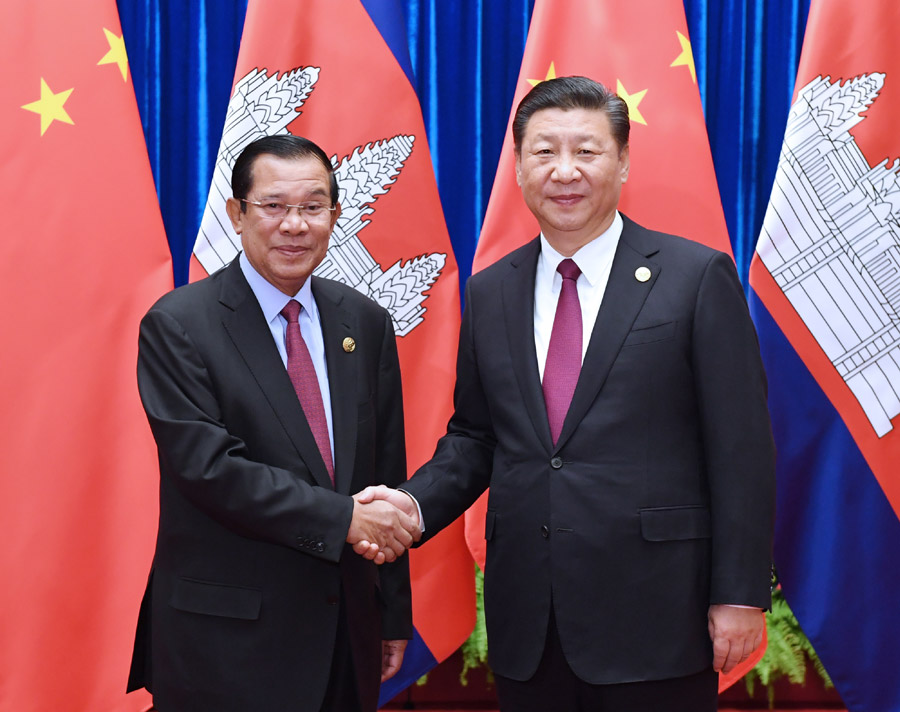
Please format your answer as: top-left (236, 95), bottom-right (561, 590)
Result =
top-left (281, 300), bottom-right (334, 485)
top-left (542, 258), bottom-right (583, 445)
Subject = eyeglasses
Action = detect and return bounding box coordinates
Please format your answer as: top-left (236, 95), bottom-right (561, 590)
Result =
top-left (240, 199), bottom-right (336, 221)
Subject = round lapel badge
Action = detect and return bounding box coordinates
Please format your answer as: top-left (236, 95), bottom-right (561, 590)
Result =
top-left (342, 337), bottom-right (356, 353)
top-left (635, 266), bottom-right (652, 283)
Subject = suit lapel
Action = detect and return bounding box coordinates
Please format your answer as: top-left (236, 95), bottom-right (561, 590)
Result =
top-left (554, 218), bottom-right (661, 452)
top-left (501, 239), bottom-right (555, 452)
top-left (313, 278), bottom-right (358, 496)
top-left (218, 261), bottom-right (334, 490)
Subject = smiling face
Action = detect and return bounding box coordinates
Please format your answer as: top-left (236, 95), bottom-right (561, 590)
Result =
top-left (515, 107), bottom-right (630, 256)
top-left (226, 153), bottom-right (341, 296)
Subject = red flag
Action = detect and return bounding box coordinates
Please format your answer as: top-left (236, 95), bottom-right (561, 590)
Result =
top-left (468, 0), bottom-right (758, 691)
top-left (0, 3), bottom-right (173, 710)
top-left (750, 2), bottom-right (900, 709)
top-left (190, 0), bottom-right (474, 696)
top-left (473, 0), bottom-right (730, 275)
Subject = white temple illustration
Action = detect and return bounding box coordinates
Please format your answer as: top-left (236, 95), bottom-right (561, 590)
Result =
top-left (194, 67), bottom-right (446, 337)
top-left (757, 72), bottom-right (900, 436)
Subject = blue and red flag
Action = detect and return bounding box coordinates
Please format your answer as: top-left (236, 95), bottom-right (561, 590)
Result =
top-left (191, 0), bottom-right (475, 703)
top-left (750, 1), bottom-right (900, 709)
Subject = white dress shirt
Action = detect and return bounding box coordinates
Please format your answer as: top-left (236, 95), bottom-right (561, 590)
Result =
top-left (534, 211), bottom-right (623, 380)
top-left (239, 252), bottom-right (334, 461)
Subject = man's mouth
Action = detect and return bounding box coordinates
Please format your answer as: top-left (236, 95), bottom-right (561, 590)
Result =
top-left (550, 194), bottom-right (583, 206)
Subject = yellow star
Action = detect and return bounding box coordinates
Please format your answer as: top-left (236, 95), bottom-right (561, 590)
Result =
top-left (527, 62), bottom-right (557, 87)
top-left (21, 78), bottom-right (74, 136)
top-left (98, 27), bottom-right (128, 81)
top-left (670, 31), bottom-right (696, 84)
top-left (616, 80), bottom-right (647, 126)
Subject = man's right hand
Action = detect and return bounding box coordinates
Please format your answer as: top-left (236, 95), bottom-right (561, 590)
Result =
top-left (346, 497), bottom-right (419, 564)
top-left (350, 487), bottom-right (421, 564)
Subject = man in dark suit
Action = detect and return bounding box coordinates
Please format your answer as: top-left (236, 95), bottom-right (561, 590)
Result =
top-left (127, 135), bottom-right (419, 712)
top-left (358, 77), bottom-right (775, 711)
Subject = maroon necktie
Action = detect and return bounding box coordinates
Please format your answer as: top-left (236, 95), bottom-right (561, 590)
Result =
top-left (281, 300), bottom-right (335, 485)
top-left (542, 258), bottom-right (583, 445)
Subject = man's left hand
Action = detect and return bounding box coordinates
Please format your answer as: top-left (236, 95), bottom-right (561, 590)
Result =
top-left (708, 605), bottom-right (765, 674)
top-left (381, 639), bottom-right (408, 682)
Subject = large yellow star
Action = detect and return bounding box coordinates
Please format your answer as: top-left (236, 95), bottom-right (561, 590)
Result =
top-left (98, 27), bottom-right (128, 81)
top-left (616, 80), bottom-right (647, 126)
top-left (21, 78), bottom-right (74, 136)
top-left (670, 31), bottom-right (696, 84)
top-left (527, 62), bottom-right (557, 87)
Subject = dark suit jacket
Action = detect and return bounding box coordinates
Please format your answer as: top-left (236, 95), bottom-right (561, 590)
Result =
top-left (403, 215), bottom-right (775, 685)
top-left (127, 259), bottom-right (411, 712)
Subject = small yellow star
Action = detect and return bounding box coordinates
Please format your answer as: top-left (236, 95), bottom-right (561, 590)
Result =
top-left (616, 80), bottom-right (647, 126)
top-left (670, 31), bottom-right (696, 84)
top-left (98, 27), bottom-right (129, 81)
top-left (21, 78), bottom-right (74, 136)
top-left (527, 62), bottom-right (557, 87)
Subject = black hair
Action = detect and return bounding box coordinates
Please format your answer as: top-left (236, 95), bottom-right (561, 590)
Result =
top-left (231, 134), bottom-right (339, 209)
top-left (512, 76), bottom-right (630, 154)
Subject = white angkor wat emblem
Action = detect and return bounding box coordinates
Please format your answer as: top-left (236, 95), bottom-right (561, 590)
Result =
top-left (194, 67), bottom-right (447, 336)
top-left (757, 72), bottom-right (900, 436)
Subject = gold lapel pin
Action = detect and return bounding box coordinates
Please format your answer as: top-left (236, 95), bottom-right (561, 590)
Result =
top-left (635, 266), bottom-right (652, 283)
top-left (342, 337), bottom-right (356, 353)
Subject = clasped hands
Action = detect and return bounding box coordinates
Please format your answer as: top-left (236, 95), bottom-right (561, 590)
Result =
top-left (345, 486), bottom-right (421, 564)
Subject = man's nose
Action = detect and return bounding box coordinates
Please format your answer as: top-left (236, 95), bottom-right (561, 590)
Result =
top-left (552, 153), bottom-right (579, 182)
top-left (279, 208), bottom-right (309, 231)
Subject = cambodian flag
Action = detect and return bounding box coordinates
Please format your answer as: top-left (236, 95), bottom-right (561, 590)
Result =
top-left (191, 0), bottom-right (475, 704)
top-left (750, 1), bottom-right (900, 709)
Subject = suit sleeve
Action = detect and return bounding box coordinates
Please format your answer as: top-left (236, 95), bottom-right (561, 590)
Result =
top-left (137, 306), bottom-right (354, 564)
top-left (403, 279), bottom-right (497, 540)
top-left (692, 252), bottom-right (775, 609)
top-left (372, 309), bottom-right (413, 640)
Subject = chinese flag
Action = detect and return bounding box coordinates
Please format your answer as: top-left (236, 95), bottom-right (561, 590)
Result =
top-left (190, 0), bottom-right (474, 702)
top-left (0, 2), bottom-right (173, 711)
top-left (750, 1), bottom-right (900, 709)
top-left (469, 0), bottom-right (761, 691)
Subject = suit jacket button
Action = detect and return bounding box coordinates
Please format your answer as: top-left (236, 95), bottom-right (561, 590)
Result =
top-left (550, 457), bottom-right (563, 469)
top-left (316, 542), bottom-right (326, 552)
top-left (541, 525), bottom-right (550, 538)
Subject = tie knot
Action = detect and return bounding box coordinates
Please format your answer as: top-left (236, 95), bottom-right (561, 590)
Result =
top-left (281, 299), bottom-right (302, 323)
top-left (557, 258), bottom-right (581, 282)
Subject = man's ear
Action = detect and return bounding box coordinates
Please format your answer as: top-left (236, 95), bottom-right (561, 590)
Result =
top-left (225, 197), bottom-right (243, 235)
top-left (619, 145), bottom-right (630, 184)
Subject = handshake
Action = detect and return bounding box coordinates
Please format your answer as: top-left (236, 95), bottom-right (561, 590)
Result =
top-left (345, 486), bottom-right (421, 564)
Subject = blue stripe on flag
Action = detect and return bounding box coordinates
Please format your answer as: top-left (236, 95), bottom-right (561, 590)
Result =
top-left (750, 291), bottom-right (900, 712)
top-left (378, 627), bottom-right (438, 707)
top-left (359, 0), bottom-right (416, 88)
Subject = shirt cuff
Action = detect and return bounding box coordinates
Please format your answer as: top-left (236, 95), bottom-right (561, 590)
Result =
top-left (398, 488), bottom-right (425, 533)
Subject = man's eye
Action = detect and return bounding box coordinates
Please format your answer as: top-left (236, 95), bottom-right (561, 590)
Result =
top-left (304, 204), bottom-right (326, 215)
top-left (265, 202), bottom-right (284, 210)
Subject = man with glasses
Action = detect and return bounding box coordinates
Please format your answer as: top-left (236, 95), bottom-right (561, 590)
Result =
top-left (127, 135), bottom-right (418, 712)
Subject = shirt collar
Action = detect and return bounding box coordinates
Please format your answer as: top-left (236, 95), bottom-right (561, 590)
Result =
top-left (538, 211), bottom-right (623, 287)
top-left (239, 252), bottom-right (315, 323)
